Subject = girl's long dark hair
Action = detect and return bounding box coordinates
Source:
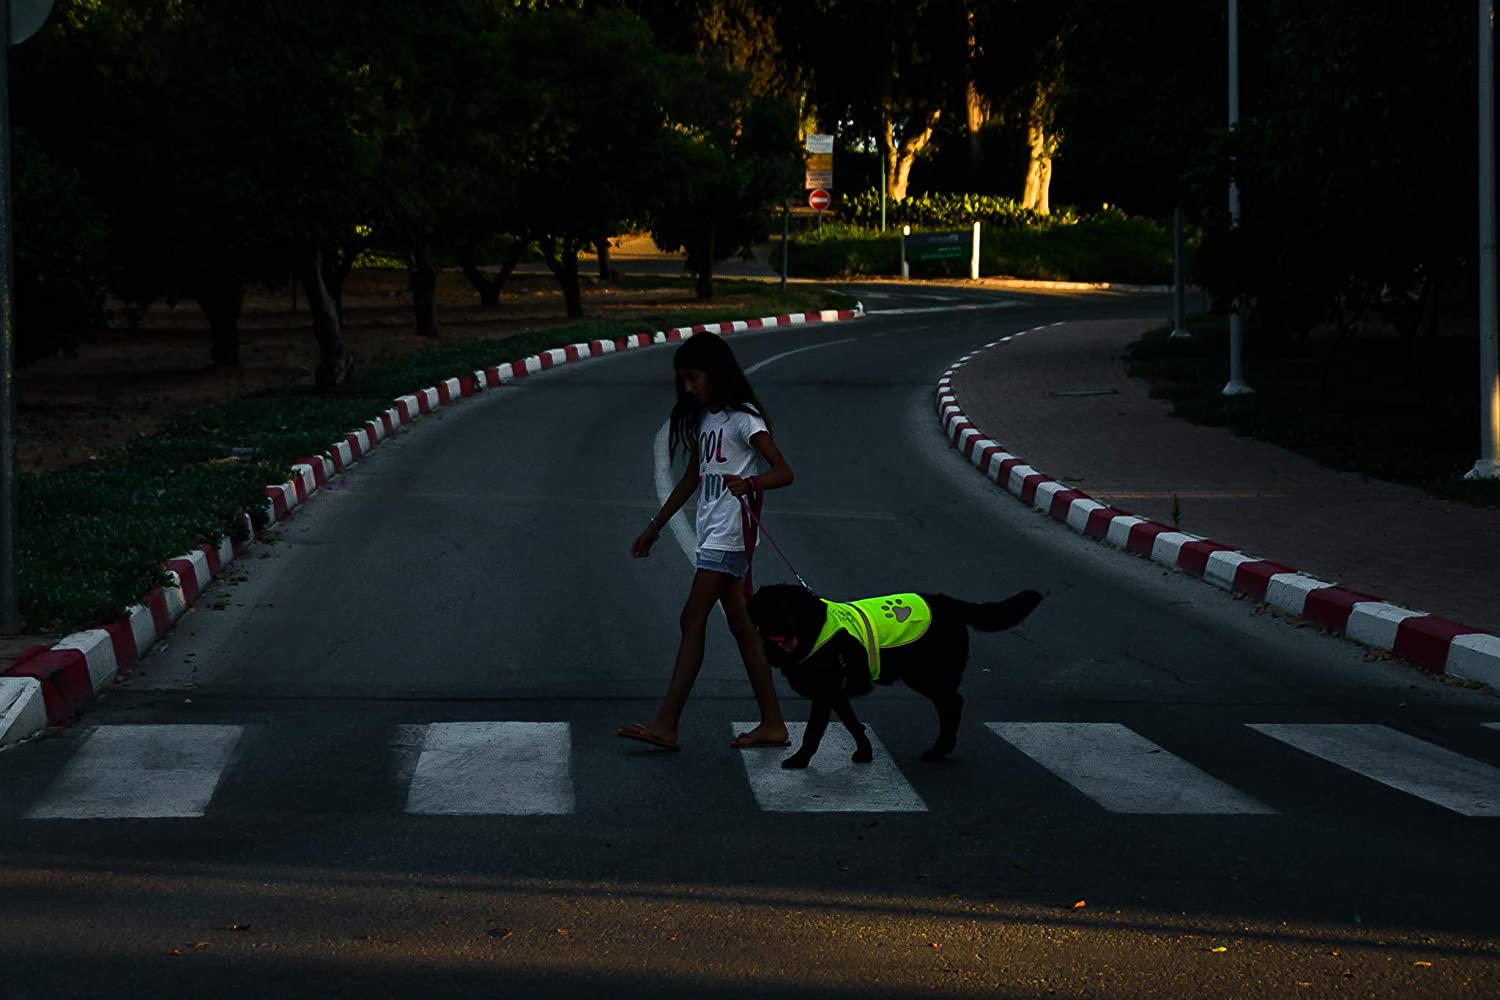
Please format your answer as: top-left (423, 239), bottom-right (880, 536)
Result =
top-left (668, 332), bottom-right (771, 466)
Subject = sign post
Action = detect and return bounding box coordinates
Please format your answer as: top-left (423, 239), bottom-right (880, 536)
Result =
top-left (0, 0), bottom-right (55, 631)
top-left (808, 188), bottom-right (830, 231)
top-left (780, 198), bottom-right (790, 296)
top-left (970, 221), bottom-right (981, 280)
top-left (804, 133), bottom-right (833, 191)
top-left (900, 225), bottom-right (909, 279)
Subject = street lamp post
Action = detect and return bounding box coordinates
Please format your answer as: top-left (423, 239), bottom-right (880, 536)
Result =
top-left (0, 1), bottom-right (56, 631)
top-left (1169, 204), bottom-right (1191, 339)
top-left (1223, 0), bottom-right (1254, 395)
top-left (1470, 0), bottom-right (1500, 479)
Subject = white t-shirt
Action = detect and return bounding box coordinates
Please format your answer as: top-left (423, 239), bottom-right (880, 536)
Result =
top-left (695, 407), bottom-right (769, 552)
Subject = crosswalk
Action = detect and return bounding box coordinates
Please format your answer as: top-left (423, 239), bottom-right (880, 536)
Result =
top-left (10, 719), bottom-right (1500, 821)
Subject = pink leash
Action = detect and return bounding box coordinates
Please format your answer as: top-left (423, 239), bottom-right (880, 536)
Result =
top-left (739, 478), bottom-right (816, 595)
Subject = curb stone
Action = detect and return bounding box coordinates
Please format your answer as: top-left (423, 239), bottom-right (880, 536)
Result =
top-left (935, 323), bottom-right (1500, 691)
top-left (0, 305), bottom-right (864, 749)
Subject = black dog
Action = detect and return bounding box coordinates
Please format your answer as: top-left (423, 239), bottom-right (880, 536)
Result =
top-left (747, 584), bottom-right (1042, 769)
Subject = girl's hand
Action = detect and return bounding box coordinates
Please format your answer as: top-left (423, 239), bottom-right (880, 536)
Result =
top-left (724, 474), bottom-right (751, 498)
top-left (631, 525), bottom-right (659, 559)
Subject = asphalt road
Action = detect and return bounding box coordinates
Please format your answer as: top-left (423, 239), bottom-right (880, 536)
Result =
top-left (2, 285), bottom-right (1498, 999)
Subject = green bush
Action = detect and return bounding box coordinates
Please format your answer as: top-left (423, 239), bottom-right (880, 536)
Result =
top-left (12, 129), bottom-right (110, 365)
top-left (838, 188), bottom-right (1075, 230)
top-left (775, 213), bottom-right (1177, 284)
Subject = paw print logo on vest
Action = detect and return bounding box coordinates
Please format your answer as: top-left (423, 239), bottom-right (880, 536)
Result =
top-left (881, 598), bottom-right (912, 624)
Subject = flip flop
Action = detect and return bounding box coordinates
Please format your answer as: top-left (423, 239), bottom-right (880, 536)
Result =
top-left (617, 724), bottom-right (680, 752)
top-left (730, 732), bottom-right (792, 749)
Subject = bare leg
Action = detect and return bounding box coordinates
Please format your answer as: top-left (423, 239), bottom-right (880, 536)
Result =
top-left (618, 570), bottom-right (725, 748)
top-left (720, 578), bottom-right (789, 748)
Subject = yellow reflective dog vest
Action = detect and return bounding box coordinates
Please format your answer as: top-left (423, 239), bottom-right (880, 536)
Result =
top-left (811, 594), bottom-right (932, 681)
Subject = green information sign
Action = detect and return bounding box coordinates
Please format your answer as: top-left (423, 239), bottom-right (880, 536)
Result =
top-left (904, 231), bottom-right (968, 261)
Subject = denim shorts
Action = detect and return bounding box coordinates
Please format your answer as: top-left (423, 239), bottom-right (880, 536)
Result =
top-left (695, 548), bottom-right (749, 579)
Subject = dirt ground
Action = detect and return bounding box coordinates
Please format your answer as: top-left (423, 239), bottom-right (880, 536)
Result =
top-left (18, 264), bottom-right (742, 474)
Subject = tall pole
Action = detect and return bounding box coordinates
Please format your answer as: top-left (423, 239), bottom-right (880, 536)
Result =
top-left (0, 0), bottom-right (18, 630)
top-left (1470, 0), bottom-right (1500, 479)
top-left (1222, 0), bottom-right (1254, 395)
top-left (1170, 204), bottom-right (1191, 338)
top-left (880, 172), bottom-right (887, 232)
top-left (780, 200), bottom-right (789, 297)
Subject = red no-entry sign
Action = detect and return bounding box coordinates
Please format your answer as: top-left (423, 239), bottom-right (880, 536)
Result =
top-left (808, 189), bottom-right (831, 211)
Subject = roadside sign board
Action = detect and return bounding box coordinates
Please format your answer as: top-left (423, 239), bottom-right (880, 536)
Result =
top-left (903, 231), bottom-right (969, 261)
top-left (808, 189), bottom-right (831, 212)
top-left (804, 132), bottom-right (833, 190)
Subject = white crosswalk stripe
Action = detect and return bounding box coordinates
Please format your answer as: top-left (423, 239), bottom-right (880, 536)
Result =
top-left (735, 722), bottom-right (926, 813)
top-left (985, 722), bottom-right (1276, 814)
top-left (1248, 723), bottom-right (1500, 817)
top-left (404, 721), bottom-right (575, 815)
top-left (16, 720), bottom-right (1500, 821)
top-left (26, 724), bottom-right (243, 820)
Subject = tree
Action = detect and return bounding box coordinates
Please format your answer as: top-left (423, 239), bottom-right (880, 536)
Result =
top-left (1188, 1), bottom-right (1474, 346)
top-left (651, 65), bottom-right (802, 299)
top-left (500, 9), bottom-right (677, 317)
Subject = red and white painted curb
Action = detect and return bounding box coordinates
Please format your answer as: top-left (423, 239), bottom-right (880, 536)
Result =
top-left (0, 306), bottom-right (864, 748)
top-left (936, 323), bottom-right (1500, 689)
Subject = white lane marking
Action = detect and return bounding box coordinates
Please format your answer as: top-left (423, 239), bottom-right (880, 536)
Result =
top-left (736, 722), bottom-right (926, 812)
top-left (652, 336), bottom-right (858, 562)
top-left (1249, 723), bottom-right (1500, 817)
top-left (863, 302), bottom-right (1017, 316)
top-left (986, 722), bottom-right (1275, 815)
top-left (744, 337), bottom-right (856, 375)
top-left (405, 721), bottom-right (575, 816)
top-left (1484, 723), bottom-right (1500, 733)
top-left (27, 725), bottom-right (243, 819)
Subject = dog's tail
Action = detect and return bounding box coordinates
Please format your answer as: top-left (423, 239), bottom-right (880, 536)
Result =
top-left (932, 591), bottom-right (1043, 632)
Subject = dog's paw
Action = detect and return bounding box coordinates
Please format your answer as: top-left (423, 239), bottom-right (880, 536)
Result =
top-left (781, 754), bottom-right (812, 770)
top-left (919, 747), bottom-right (953, 763)
top-left (851, 745), bottom-right (874, 764)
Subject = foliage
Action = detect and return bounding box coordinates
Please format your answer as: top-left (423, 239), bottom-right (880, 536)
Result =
top-left (1185, 1), bottom-right (1475, 339)
top-left (776, 213), bottom-right (1173, 283)
top-left (650, 63), bottom-right (803, 298)
top-left (839, 188), bottom-right (1066, 229)
top-left (11, 128), bottom-right (109, 365)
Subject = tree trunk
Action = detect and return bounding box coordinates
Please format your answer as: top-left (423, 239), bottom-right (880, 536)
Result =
top-left (542, 236), bottom-right (584, 318)
top-left (966, 82), bottom-right (988, 177)
top-left (595, 237), bottom-right (615, 282)
top-left (324, 241), bottom-right (360, 322)
top-left (409, 243), bottom-right (439, 337)
top-left (461, 240), bottom-right (518, 308)
top-left (1020, 94), bottom-right (1054, 215)
top-left (201, 280), bottom-right (244, 368)
top-left (692, 223), bottom-right (715, 300)
top-left (297, 247), bottom-right (355, 391)
top-left (964, 3), bottom-right (989, 180)
top-left (880, 106), bottom-right (941, 203)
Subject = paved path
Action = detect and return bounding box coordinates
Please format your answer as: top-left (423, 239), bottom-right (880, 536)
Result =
top-left (2, 288), bottom-right (1497, 998)
top-left (950, 318), bottom-right (1500, 634)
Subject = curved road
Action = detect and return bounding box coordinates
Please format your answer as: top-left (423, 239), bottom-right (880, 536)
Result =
top-left (2, 286), bottom-right (1498, 998)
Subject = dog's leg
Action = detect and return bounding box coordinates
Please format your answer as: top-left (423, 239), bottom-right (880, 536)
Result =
top-left (920, 691), bottom-right (964, 763)
top-left (830, 695), bottom-right (874, 763)
top-left (781, 699), bottom-right (832, 769)
top-left (904, 670), bottom-right (965, 763)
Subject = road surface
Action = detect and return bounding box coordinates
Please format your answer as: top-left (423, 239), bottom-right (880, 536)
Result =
top-left (2, 285), bottom-right (1497, 998)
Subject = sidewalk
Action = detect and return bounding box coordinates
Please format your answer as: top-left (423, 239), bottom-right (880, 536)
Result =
top-left (950, 318), bottom-right (1500, 635)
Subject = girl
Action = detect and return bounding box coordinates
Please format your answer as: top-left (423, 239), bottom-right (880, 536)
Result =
top-left (618, 332), bottom-right (793, 752)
